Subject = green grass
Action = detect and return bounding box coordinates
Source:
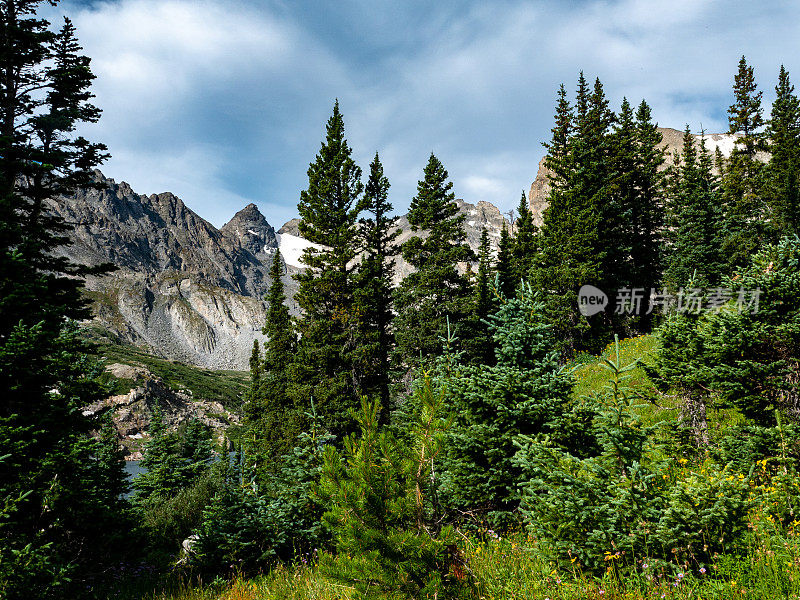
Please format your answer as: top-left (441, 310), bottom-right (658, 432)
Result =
top-left (84, 328), bottom-right (249, 411)
top-left (139, 526), bottom-right (800, 600)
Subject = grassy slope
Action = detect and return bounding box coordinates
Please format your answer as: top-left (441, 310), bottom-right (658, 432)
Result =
top-left (86, 328), bottom-right (249, 411)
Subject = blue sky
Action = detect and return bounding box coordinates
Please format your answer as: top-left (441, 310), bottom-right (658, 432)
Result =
top-left (56, 0), bottom-right (800, 228)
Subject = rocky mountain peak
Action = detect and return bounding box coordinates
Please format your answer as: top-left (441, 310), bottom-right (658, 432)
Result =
top-left (221, 202), bottom-right (277, 257)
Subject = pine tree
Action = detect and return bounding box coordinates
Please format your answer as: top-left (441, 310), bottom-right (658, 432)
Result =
top-left (394, 153), bottom-right (474, 369)
top-left (511, 191), bottom-right (536, 283)
top-left (495, 221), bottom-right (515, 299)
top-left (0, 6), bottom-right (128, 597)
top-left (292, 101), bottom-right (363, 436)
top-left (353, 153), bottom-right (399, 412)
top-left (317, 388), bottom-right (465, 597)
top-left (663, 127), bottom-right (723, 289)
top-left (721, 56), bottom-right (767, 268)
top-left (764, 65), bottom-right (800, 238)
top-left (246, 248), bottom-right (300, 468)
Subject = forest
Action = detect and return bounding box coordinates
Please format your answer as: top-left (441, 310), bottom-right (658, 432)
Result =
top-left (2, 1), bottom-right (800, 599)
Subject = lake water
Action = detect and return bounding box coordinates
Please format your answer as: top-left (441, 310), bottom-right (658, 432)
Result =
top-left (124, 460), bottom-right (145, 481)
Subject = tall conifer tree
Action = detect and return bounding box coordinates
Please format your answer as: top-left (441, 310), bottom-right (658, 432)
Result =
top-left (0, 8), bottom-right (130, 596)
top-left (663, 127), bottom-right (723, 289)
top-left (532, 75), bottom-right (611, 353)
top-left (394, 154), bottom-right (474, 369)
top-left (462, 227), bottom-right (495, 366)
top-left (511, 191), bottom-right (537, 283)
top-left (246, 249), bottom-right (298, 465)
top-left (721, 56), bottom-right (767, 268)
top-left (354, 153), bottom-right (399, 412)
top-left (293, 101), bottom-right (363, 436)
top-left (765, 65), bottom-right (800, 238)
top-left (495, 222), bottom-right (514, 299)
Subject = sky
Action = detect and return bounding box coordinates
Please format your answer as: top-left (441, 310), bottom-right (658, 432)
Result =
top-left (52, 0), bottom-right (800, 228)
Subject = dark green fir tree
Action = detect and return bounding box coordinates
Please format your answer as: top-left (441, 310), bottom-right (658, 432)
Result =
top-left (245, 248), bottom-right (299, 467)
top-left (394, 153), bottom-right (474, 370)
top-left (720, 56), bottom-right (767, 268)
top-left (764, 65), bottom-right (800, 238)
top-left (495, 221), bottom-right (515, 300)
top-left (511, 191), bottom-right (537, 283)
top-left (353, 153), bottom-right (399, 413)
top-left (0, 8), bottom-right (130, 598)
top-left (292, 101), bottom-right (363, 436)
top-left (663, 127), bottom-right (723, 290)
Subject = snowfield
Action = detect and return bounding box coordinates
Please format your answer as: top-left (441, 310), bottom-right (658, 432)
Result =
top-left (276, 233), bottom-right (327, 269)
top-left (699, 133), bottom-right (739, 157)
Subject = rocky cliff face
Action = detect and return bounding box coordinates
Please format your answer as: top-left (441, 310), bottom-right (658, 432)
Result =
top-left (527, 127), bottom-right (743, 225)
top-left (83, 363), bottom-right (240, 459)
top-left (51, 171), bottom-right (510, 370)
top-left (48, 172), bottom-right (298, 369)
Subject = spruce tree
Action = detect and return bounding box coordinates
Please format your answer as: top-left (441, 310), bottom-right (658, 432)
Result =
top-left (440, 284), bottom-right (574, 528)
top-left (631, 99), bottom-right (666, 325)
top-left (495, 221), bottom-right (514, 299)
top-left (462, 228), bottom-right (495, 366)
top-left (394, 153), bottom-right (474, 369)
top-left (721, 56), bottom-right (767, 268)
top-left (764, 65), bottom-right (800, 238)
top-left (292, 101), bottom-right (363, 436)
top-left (511, 191), bottom-right (536, 283)
top-left (607, 98), bottom-right (665, 328)
top-left (353, 153), bottom-right (399, 412)
top-left (0, 6), bottom-right (129, 597)
top-left (532, 75), bottom-right (610, 354)
top-left (663, 127), bottom-right (723, 289)
top-left (246, 249), bottom-right (301, 467)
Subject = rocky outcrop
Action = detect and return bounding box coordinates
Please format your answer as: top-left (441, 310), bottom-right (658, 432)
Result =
top-left (527, 127), bottom-right (745, 226)
top-left (83, 363), bottom-right (240, 459)
top-left (87, 271), bottom-right (269, 369)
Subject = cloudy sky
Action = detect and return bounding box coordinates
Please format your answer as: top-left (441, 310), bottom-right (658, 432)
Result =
top-left (54, 0), bottom-right (800, 228)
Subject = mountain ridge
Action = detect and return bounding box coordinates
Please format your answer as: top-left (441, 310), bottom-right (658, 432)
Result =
top-left (52, 171), bottom-right (511, 369)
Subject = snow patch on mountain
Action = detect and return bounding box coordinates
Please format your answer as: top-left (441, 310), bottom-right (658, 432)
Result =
top-left (276, 233), bottom-right (326, 269)
top-left (699, 133), bottom-right (739, 157)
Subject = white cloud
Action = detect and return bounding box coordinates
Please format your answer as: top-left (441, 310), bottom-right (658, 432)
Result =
top-left (51, 0), bottom-right (800, 226)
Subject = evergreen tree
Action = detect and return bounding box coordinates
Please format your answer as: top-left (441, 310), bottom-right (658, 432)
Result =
top-left (353, 153), bottom-right (399, 413)
top-left (133, 409), bottom-right (183, 501)
top-left (317, 389), bottom-right (466, 597)
top-left (292, 101), bottom-right (363, 436)
top-left (663, 127), bottom-right (723, 289)
top-left (462, 228), bottom-right (495, 366)
top-left (245, 248), bottom-right (299, 466)
top-left (511, 191), bottom-right (536, 283)
top-left (495, 221), bottom-right (514, 299)
top-left (764, 65), bottom-right (800, 238)
top-left (721, 56), bottom-right (767, 268)
top-left (532, 75), bottom-right (611, 354)
top-left (394, 154), bottom-right (474, 369)
top-left (631, 99), bottom-right (666, 325)
top-left (0, 6), bottom-right (128, 597)
top-left (440, 284), bottom-right (574, 528)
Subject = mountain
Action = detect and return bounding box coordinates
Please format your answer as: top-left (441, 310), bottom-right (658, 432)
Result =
top-left (51, 172), bottom-right (511, 370)
top-left (48, 172), bottom-right (293, 369)
top-left (527, 127), bottom-right (743, 225)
